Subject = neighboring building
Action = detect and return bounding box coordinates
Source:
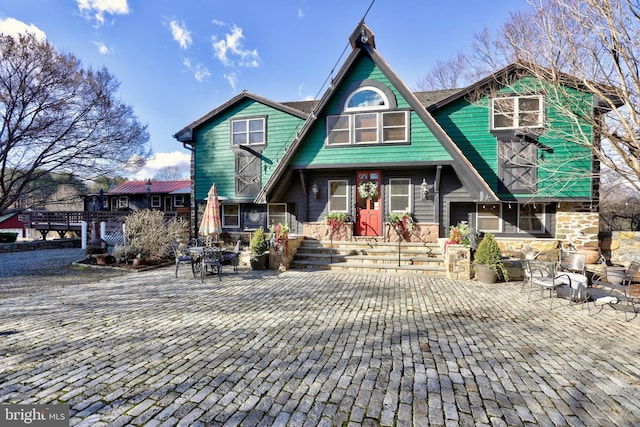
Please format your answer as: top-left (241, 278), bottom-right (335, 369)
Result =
top-left (105, 180), bottom-right (191, 213)
top-left (0, 211), bottom-right (27, 239)
top-left (174, 22), bottom-right (618, 248)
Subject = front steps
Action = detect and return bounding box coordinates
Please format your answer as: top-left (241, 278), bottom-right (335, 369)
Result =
top-left (290, 238), bottom-right (446, 276)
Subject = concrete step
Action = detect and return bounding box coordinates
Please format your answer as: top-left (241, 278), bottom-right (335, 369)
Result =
top-left (290, 238), bottom-right (446, 275)
top-left (290, 259), bottom-right (447, 276)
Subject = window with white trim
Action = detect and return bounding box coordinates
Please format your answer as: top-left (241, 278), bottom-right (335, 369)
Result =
top-left (231, 117), bottom-right (265, 145)
top-left (518, 203), bottom-right (545, 233)
top-left (491, 95), bottom-right (543, 130)
top-left (476, 203), bottom-right (502, 232)
top-left (118, 196), bottom-right (128, 208)
top-left (268, 203), bottom-right (287, 229)
top-left (389, 178), bottom-right (411, 212)
top-left (345, 87), bottom-right (386, 110)
top-left (328, 180), bottom-right (349, 212)
top-left (174, 195), bottom-right (185, 208)
top-left (326, 86), bottom-right (408, 145)
top-left (222, 204), bottom-right (239, 227)
top-left (327, 111), bottom-right (408, 145)
top-left (151, 195), bottom-right (161, 208)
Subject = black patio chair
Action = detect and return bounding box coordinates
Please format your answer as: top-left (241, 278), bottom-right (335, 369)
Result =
top-left (171, 242), bottom-right (197, 278)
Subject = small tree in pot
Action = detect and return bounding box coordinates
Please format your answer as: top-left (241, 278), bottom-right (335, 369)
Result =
top-left (473, 233), bottom-right (508, 283)
top-left (249, 226), bottom-right (269, 270)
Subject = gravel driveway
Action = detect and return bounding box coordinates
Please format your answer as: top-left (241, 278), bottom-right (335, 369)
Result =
top-left (0, 248), bottom-right (127, 300)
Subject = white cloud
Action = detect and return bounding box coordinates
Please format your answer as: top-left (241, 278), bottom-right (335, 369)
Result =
top-left (298, 9), bottom-right (304, 18)
top-left (0, 17), bottom-right (46, 40)
top-left (183, 58), bottom-right (211, 82)
top-left (77, 0), bottom-right (129, 26)
top-left (211, 19), bottom-right (225, 26)
top-left (224, 73), bottom-right (238, 92)
top-left (93, 41), bottom-right (111, 54)
top-left (168, 20), bottom-right (192, 50)
top-left (132, 151), bottom-right (191, 180)
top-left (194, 64), bottom-right (211, 82)
top-left (211, 25), bottom-right (259, 68)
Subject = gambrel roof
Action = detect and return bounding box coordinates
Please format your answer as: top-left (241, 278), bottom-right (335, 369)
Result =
top-left (255, 22), bottom-right (498, 203)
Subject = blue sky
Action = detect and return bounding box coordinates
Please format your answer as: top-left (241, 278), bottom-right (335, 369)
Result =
top-left (0, 0), bottom-right (528, 179)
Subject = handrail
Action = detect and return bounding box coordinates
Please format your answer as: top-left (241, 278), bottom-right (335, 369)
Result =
top-left (387, 218), bottom-right (404, 267)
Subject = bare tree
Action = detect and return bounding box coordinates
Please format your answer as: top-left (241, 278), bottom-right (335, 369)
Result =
top-left (0, 33), bottom-right (150, 213)
top-left (418, 0), bottom-right (640, 192)
top-left (154, 165), bottom-right (188, 181)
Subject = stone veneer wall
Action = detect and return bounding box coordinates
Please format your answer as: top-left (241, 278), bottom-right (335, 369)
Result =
top-left (444, 245), bottom-right (471, 280)
top-left (302, 222), bottom-right (439, 243)
top-left (269, 236), bottom-right (304, 271)
top-left (555, 202), bottom-right (600, 248)
top-left (609, 231), bottom-right (640, 266)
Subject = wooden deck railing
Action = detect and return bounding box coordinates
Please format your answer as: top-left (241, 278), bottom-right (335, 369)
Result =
top-left (18, 210), bottom-right (189, 230)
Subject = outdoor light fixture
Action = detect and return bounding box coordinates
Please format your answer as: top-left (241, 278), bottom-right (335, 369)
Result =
top-left (311, 182), bottom-right (319, 199)
top-left (146, 178), bottom-right (152, 208)
top-left (420, 178), bottom-right (433, 200)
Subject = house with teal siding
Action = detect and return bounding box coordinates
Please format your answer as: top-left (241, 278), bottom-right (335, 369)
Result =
top-left (175, 22), bottom-right (618, 248)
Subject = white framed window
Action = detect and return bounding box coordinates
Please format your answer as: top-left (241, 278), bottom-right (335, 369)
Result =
top-left (174, 195), bottom-right (185, 208)
top-left (326, 111), bottom-right (408, 145)
top-left (118, 196), bottom-right (128, 208)
top-left (388, 178), bottom-right (411, 213)
top-left (382, 111), bottom-right (409, 142)
top-left (222, 204), bottom-right (240, 227)
top-left (476, 203), bottom-right (502, 232)
top-left (268, 203), bottom-right (287, 229)
top-left (491, 95), bottom-right (544, 130)
top-left (354, 113), bottom-right (378, 144)
top-left (345, 87), bottom-right (387, 111)
top-left (151, 195), bottom-right (161, 208)
top-left (518, 203), bottom-right (545, 233)
top-left (327, 115), bottom-right (351, 145)
top-left (328, 180), bottom-right (349, 212)
top-left (231, 117), bottom-right (265, 145)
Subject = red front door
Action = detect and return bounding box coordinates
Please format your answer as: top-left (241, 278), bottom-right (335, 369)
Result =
top-left (356, 171), bottom-right (382, 236)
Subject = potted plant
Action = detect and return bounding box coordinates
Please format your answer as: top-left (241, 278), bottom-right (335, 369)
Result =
top-left (249, 226), bottom-right (269, 270)
top-left (326, 212), bottom-right (348, 236)
top-left (473, 233), bottom-right (508, 283)
top-left (388, 212), bottom-right (414, 239)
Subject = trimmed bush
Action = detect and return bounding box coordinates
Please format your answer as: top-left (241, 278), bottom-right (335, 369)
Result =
top-left (0, 232), bottom-right (18, 243)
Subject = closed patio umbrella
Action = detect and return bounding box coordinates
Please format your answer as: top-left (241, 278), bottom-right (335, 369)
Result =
top-left (199, 183), bottom-right (222, 242)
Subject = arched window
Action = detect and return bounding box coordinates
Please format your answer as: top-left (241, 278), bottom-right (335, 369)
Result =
top-left (345, 87), bottom-right (388, 111)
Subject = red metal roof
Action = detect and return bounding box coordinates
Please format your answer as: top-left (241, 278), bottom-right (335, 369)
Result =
top-left (106, 180), bottom-right (191, 195)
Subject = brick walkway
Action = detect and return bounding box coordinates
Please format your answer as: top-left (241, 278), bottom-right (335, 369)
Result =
top-left (1, 265), bottom-right (640, 426)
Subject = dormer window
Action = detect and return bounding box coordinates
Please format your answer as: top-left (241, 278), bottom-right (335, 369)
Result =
top-left (327, 86), bottom-right (408, 146)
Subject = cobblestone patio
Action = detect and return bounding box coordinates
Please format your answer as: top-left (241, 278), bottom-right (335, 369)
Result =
top-left (1, 260), bottom-right (640, 426)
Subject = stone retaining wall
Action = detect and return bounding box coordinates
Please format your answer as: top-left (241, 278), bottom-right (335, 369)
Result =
top-left (0, 238), bottom-right (81, 253)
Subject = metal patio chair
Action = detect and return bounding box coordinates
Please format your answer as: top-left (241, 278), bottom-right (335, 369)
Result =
top-left (591, 261), bottom-right (640, 321)
top-left (171, 242), bottom-right (197, 278)
top-left (201, 247), bottom-right (223, 282)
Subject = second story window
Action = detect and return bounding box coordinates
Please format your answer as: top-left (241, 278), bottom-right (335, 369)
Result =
top-left (231, 117), bottom-right (265, 146)
top-left (327, 86), bottom-right (408, 146)
top-left (491, 95), bottom-right (543, 130)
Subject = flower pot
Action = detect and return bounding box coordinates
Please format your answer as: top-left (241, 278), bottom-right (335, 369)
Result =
top-left (250, 253), bottom-right (268, 270)
top-left (605, 266), bottom-right (626, 285)
top-left (95, 254), bottom-right (107, 265)
top-left (576, 247), bottom-right (600, 264)
top-left (475, 264), bottom-right (498, 284)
